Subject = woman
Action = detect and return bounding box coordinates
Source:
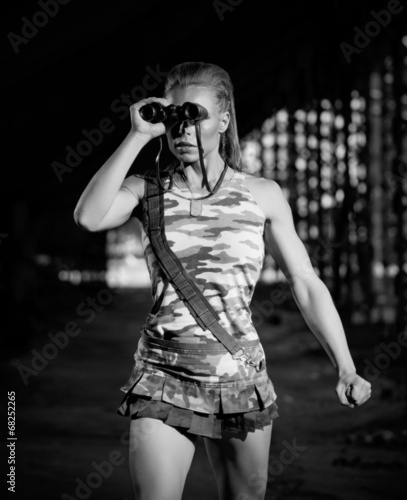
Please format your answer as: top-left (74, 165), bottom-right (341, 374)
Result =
top-left (74, 62), bottom-right (372, 500)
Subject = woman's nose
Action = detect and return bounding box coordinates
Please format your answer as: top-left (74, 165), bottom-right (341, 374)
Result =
top-left (177, 120), bottom-right (191, 136)
top-left (169, 119), bottom-right (192, 138)
top-left (178, 120), bottom-right (187, 134)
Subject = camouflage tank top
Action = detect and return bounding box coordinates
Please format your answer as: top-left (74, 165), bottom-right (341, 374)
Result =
top-left (139, 169), bottom-right (266, 343)
top-left (117, 169), bottom-right (278, 417)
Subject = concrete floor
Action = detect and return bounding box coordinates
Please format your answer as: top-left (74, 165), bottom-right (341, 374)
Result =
top-left (2, 283), bottom-right (406, 500)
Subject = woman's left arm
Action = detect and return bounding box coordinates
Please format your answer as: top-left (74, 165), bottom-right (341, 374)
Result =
top-left (258, 179), bottom-right (372, 408)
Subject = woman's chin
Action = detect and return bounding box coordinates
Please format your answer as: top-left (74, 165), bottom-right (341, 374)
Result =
top-left (173, 150), bottom-right (200, 162)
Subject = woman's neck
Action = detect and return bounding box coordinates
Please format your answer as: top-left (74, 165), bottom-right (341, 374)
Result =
top-left (182, 154), bottom-right (226, 190)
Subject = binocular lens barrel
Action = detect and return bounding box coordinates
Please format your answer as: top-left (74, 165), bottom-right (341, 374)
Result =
top-left (139, 102), bottom-right (208, 124)
top-left (139, 102), bottom-right (166, 123)
top-left (182, 102), bottom-right (208, 121)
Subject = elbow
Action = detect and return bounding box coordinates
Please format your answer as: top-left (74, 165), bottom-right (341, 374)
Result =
top-left (73, 209), bottom-right (99, 232)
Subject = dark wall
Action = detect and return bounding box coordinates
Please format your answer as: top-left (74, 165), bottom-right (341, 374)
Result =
top-left (1, 0), bottom-right (406, 345)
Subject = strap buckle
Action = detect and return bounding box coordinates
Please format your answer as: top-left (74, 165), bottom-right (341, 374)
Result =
top-left (232, 347), bottom-right (247, 361)
top-left (232, 348), bottom-right (265, 372)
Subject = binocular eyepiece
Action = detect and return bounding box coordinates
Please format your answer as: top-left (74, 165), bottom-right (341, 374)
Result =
top-left (139, 101), bottom-right (208, 124)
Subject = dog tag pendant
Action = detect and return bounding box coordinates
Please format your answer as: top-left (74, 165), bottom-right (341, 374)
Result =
top-left (190, 199), bottom-right (203, 217)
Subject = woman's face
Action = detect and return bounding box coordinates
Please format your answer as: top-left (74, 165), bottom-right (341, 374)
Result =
top-left (164, 85), bottom-right (229, 166)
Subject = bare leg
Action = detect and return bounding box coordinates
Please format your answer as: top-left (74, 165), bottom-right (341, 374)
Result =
top-left (129, 417), bottom-right (197, 500)
top-left (204, 423), bottom-right (273, 500)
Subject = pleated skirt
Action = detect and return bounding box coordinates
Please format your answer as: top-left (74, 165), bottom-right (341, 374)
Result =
top-left (117, 331), bottom-right (279, 439)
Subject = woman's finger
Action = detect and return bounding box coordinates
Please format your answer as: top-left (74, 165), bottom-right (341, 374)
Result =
top-left (336, 381), bottom-right (354, 407)
top-left (348, 379), bottom-right (372, 406)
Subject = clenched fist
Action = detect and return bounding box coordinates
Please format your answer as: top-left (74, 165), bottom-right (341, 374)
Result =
top-left (336, 373), bottom-right (372, 408)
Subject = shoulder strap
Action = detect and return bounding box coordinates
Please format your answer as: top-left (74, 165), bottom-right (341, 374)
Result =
top-left (143, 176), bottom-right (264, 371)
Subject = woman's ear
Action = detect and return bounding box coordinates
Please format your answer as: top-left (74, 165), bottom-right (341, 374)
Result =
top-left (219, 111), bottom-right (230, 133)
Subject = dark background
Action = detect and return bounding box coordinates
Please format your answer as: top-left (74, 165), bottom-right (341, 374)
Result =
top-left (4, 0), bottom-right (404, 211)
top-left (3, 0), bottom-right (406, 289)
top-left (1, 1), bottom-right (407, 499)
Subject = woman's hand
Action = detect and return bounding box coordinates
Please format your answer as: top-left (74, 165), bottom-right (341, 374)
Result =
top-left (336, 373), bottom-right (372, 408)
top-left (129, 97), bottom-right (168, 140)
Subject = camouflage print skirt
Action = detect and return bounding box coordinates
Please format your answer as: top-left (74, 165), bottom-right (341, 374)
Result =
top-left (117, 331), bottom-right (279, 439)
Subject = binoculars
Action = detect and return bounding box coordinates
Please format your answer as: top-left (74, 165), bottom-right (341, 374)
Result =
top-left (139, 101), bottom-right (208, 124)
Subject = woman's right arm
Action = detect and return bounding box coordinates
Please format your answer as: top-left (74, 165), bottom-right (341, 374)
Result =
top-left (73, 98), bottom-right (167, 232)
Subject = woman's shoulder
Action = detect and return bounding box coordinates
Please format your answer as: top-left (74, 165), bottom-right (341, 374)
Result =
top-left (243, 171), bottom-right (281, 192)
top-left (121, 169), bottom-right (162, 201)
top-left (243, 172), bottom-right (285, 220)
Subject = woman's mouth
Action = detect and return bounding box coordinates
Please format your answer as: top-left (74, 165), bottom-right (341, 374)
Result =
top-left (175, 142), bottom-right (196, 150)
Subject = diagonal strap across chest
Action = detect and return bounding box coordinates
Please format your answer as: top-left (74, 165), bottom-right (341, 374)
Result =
top-left (141, 176), bottom-right (265, 372)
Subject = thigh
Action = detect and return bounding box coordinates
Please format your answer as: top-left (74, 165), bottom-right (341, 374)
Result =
top-left (204, 422), bottom-right (273, 500)
top-left (129, 417), bottom-right (197, 500)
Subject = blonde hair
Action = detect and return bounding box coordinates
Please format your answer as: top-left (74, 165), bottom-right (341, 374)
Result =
top-left (164, 62), bottom-right (242, 170)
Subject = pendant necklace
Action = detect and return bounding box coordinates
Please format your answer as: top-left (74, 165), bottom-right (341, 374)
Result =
top-left (174, 161), bottom-right (229, 217)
